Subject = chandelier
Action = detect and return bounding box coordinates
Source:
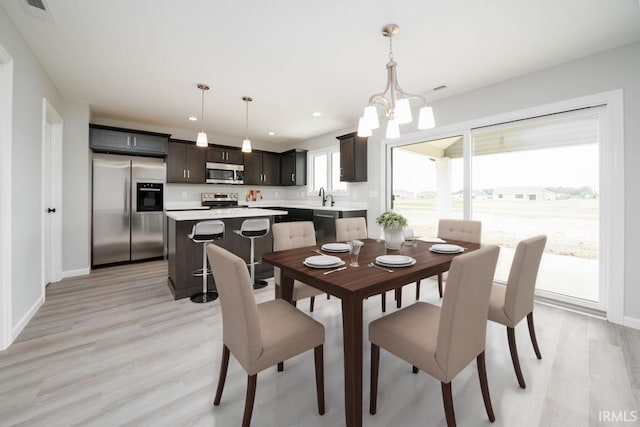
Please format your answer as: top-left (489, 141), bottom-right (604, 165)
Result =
top-left (357, 24), bottom-right (435, 139)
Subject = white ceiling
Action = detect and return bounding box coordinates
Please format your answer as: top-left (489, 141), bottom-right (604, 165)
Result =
top-left (2, 0), bottom-right (640, 145)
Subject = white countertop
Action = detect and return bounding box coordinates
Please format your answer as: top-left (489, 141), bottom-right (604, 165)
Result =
top-left (240, 201), bottom-right (367, 212)
top-left (165, 200), bottom-right (368, 212)
top-left (166, 207), bottom-right (288, 221)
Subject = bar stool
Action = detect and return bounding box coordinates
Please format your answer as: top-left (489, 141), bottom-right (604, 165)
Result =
top-left (189, 220), bottom-right (225, 303)
top-left (235, 218), bottom-right (270, 289)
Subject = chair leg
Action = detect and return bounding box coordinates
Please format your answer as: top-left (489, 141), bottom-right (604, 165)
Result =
top-left (381, 292), bottom-right (386, 312)
top-left (438, 273), bottom-right (443, 298)
top-left (277, 362), bottom-right (283, 372)
top-left (292, 300), bottom-right (297, 308)
top-left (412, 366), bottom-right (419, 374)
top-left (527, 312), bottom-right (542, 359)
top-left (242, 374), bottom-right (258, 427)
top-left (310, 296), bottom-right (315, 312)
top-left (507, 326), bottom-right (526, 388)
top-left (477, 351), bottom-right (495, 422)
top-left (314, 345), bottom-right (325, 415)
top-left (213, 344), bottom-right (230, 406)
top-left (395, 287), bottom-right (402, 308)
top-left (370, 343), bottom-right (380, 415)
top-left (415, 280), bottom-right (421, 300)
top-left (326, 293), bottom-right (330, 300)
top-left (441, 381), bottom-right (456, 427)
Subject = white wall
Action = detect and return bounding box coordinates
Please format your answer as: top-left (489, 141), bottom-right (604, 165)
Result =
top-left (61, 100), bottom-right (91, 277)
top-left (0, 5), bottom-right (63, 328)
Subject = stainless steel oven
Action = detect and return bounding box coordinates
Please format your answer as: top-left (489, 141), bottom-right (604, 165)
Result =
top-left (206, 162), bottom-right (244, 184)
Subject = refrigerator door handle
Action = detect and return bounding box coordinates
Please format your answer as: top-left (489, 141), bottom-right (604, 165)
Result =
top-left (124, 177), bottom-right (130, 218)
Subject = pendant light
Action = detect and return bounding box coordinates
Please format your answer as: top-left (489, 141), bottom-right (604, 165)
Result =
top-left (196, 83), bottom-right (209, 147)
top-left (241, 96), bottom-right (253, 153)
top-left (358, 24), bottom-right (436, 139)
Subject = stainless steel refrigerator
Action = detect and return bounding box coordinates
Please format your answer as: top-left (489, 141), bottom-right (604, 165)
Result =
top-left (92, 153), bottom-right (166, 267)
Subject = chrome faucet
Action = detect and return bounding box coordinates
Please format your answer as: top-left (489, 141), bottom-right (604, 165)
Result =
top-left (318, 187), bottom-right (326, 206)
top-left (325, 194), bottom-right (335, 207)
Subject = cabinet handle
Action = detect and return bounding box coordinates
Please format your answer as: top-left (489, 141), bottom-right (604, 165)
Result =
top-left (183, 170), bottom-right (186, 178)
top-left (225, 152), bottom-right (228, 161)
top-left (133, 136), bottom-right (137, 147)
top-left (126, 136), bottom-right (131, 147)
top-left (187, 170), bottom-right (190, 179)
top-left (291, 173), bottom-right (295, 182)
top-left (221, 152), bottom-right (225, 161)
top-left (340, 167), bottom-right (343, 177)
top-left (263, 174), bottom-right (266, 182)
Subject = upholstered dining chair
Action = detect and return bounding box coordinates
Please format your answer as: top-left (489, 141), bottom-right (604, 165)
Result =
top-left (488, 235), bottom-right (547, 389)
top-left (206, 243), bottom-right (325, 427)
top-left (369, 245), bottom-right (500, 427)
top-left (335, 216), bottom-right (367, 241)
top-left (272, 221), bottom-right (325, 312)
top-left (335, 217), bottom-right (396, 312)
top-left (416, 219), bottom-right (482, 300)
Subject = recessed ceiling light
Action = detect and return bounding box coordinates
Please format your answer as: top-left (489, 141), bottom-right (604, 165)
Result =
top-left (312, 112), bottom-right (322, 117)
top-left (187, 116), bottom-right (198, 121)
top-left (268, 131), bottom-right (275, 136)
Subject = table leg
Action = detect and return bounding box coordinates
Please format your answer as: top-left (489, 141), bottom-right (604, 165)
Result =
top-left (341, 294), bottom-right (363, 427)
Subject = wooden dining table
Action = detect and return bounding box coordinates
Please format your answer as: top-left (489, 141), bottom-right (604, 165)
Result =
top-left (261, 238), bottom-right (481, 427)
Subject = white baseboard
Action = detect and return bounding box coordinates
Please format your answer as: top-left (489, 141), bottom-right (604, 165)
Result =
top-left (12, 294), bottom-right (44, 341)
top-left (62, 267), bottom-right (90, 279)
top-left (623, 316), bottom-right (640, 330)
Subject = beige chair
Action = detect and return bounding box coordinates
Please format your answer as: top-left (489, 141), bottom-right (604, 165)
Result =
top-left (335, 217), bottom-right (397, 312)
top-left (207, 243), bottom-right (325, 427)
top-left (488, 235), bottom-right (547, 389)
top-left (272, 221), bottom-right (325, 312)
top-left (416, 219), bottom-right (482, 300)
top-left (335, 217), bottom-right (367, 241)
top-left (369, 245), bottom-right (499, 427)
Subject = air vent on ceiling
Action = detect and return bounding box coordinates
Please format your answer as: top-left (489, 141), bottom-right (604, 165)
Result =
top-left (433, 85), bottom-right (447, 91)
top-left (26, 0), bottom-right (46, 11)
top-left (20, 0), bottom-right (56, 23)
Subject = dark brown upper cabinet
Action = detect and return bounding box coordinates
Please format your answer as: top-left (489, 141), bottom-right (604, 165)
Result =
top-left (337, 132), bottom-right (367, 182)
top-left (166, 139), bottom-right (206, 183)
top-left (89, 124), bottom-right (168, 157)
top-left (244, 151), bottom-right (281, 185)
top-left (280, 149), bottom-right (307, 186)
top-left (207, 145), bottom-right (244, 164)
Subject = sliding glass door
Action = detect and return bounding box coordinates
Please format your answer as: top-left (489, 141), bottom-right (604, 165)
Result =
top-left (471, 109), bottom-right (601, 305)
top-left (390, 107), bottom-right (604, 309)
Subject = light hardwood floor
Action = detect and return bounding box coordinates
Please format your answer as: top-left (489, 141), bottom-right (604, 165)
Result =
top-left (1, 260), bottom-right (638, 426)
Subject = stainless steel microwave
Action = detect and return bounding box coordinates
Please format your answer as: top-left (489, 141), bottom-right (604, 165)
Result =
top-left (206, 162), bottom-right (244, 184)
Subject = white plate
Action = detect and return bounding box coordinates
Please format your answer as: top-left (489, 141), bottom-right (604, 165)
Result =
top-left (304, 259), bottom-right (346, 269)
top-left (375, 255), bottom-right (414, 266)
top-left (430, 244), bottom-right (464, 254)
top-left (430, 244), bottom-right (464, 253)
top-left (304, 255), bottom-right (342, 267)
top-left (321, 243), bottom-right (351, 253)
top-left (376, 258), bottom-right (416, 268)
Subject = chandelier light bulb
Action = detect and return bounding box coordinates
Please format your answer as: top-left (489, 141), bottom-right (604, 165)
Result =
top-left (242, 139), bottom-right (252, 153)
top-left (394, 98), bottom-right (412, 124)
top-left (418, 106), bottom-right (435, 130)
top-left (363, 105), bottom-right (380, 130)
top-left (357, 117), bottom-right (372, 137)
top-left (386, 119), bottom-right (400, 139)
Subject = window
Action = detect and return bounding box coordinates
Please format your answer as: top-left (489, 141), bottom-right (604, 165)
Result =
top-left (308, 148), bottom-right (347, 193)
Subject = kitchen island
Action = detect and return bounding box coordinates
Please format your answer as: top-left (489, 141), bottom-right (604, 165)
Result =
top-left (166, 208), bottom-right (287, 299)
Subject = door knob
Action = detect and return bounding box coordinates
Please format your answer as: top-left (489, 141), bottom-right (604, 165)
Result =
top-left (47, 208), bottom-right (56, 213)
